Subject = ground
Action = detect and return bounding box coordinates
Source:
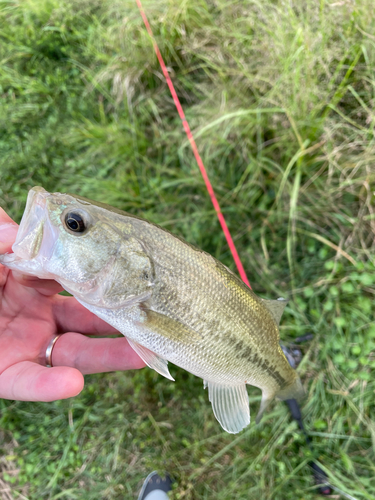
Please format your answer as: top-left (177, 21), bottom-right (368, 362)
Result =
top-left (0, 0), bottom-right (374, 498)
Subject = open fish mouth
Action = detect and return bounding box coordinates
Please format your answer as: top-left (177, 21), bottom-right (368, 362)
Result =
top-left (12, 187), bottom-right (51, 260)
top-left (0, 187), bottom-right (58, 279)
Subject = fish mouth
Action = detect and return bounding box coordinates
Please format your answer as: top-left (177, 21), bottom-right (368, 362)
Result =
top-left (0, 186), bottom-right (58, 279)
top-left (12, 186), bottom-right (50, 260)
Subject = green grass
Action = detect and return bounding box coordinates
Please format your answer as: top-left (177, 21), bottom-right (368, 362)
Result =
top-left (0, 0), bottom-right (375, 498)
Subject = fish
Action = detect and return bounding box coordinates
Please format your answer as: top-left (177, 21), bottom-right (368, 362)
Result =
top-left (0, 186), bottom-right (304, 433)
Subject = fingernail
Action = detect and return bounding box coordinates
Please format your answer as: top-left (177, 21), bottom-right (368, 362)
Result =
top-left (0, 223), bottom-right (19, 253)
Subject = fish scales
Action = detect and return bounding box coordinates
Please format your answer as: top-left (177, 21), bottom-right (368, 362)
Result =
top-left (0, 187), bottom-right (305, 433)
top-left (141, 223), bottom-right (287, 386)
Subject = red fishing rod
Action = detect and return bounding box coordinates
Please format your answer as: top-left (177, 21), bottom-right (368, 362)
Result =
top-left (135, 1), bottom-right (332, 495)
top-left (135, 0), bottom-right (251, 290)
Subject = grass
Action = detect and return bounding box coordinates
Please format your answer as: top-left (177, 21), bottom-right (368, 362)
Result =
top-left (0, 0), bottom-right (375, 498)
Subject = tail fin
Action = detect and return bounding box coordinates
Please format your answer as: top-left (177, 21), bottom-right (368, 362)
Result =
top-left (255, 394), bottom-right (273, 424)
top-left (255, 376), bottom-right (305, 424)
top-left (276, 376), bottom-right (305, 401)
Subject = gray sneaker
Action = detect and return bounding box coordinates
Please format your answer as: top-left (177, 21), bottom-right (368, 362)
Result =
top-left (137, 471), bottom-right (173, 500)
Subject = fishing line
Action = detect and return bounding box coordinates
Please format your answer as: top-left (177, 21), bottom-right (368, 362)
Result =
top-left (135, 0), bottom-right (251, 289)
top-left (135, 1), bottom-right (332, 495)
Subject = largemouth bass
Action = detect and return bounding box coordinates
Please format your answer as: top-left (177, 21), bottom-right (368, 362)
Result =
top-left (0, 187), bottom-right (304, 433)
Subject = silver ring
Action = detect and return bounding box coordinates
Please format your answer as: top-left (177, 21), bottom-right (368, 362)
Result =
top-left (45, 334), bottom-right (63, 368)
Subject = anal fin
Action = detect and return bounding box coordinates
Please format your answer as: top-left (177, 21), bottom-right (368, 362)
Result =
top-left (206, 382), bottom-right (250, 434)
top-left (127, 339), bottom-right (175, 381)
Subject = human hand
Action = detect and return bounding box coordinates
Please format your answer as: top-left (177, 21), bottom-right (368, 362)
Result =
top-left (0, 208), bottom-right (145, 402)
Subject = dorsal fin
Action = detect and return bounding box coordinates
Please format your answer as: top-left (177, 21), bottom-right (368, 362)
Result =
top-left (261, 297), bottom-right (288, 325)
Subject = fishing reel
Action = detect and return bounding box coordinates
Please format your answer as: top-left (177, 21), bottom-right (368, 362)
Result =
top-left (281, 336), bottom-right (332, 497)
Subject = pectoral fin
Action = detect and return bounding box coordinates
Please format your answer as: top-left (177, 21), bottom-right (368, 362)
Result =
top-left (127, 339), bottom-right (174, 381)
top-left (139, 309), bottom-right (202, 344)
top-left (206, 381), bottom-right (250, 434)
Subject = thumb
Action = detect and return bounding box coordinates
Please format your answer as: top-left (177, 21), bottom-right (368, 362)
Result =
top-left (0, 361), bottom-right (84, 401)
top-left (0, 208), bottom-right (18, 254)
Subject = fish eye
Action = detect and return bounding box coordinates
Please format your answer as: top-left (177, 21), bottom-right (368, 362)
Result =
top-left (65, 212), bottom-right (86, 233)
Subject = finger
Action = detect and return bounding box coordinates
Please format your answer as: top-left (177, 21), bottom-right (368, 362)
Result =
top-left (0, 211), bottom-right (18, 254)
top-left (0, 208), bottom-right (16, 226)
top-left (12, 271), bottom-right (64, 296)
top-left (51, 333), bottom-right (146, 375)
top-left (0, 361), bottom-right (84, 401)
top-left (53, 295), bottom-right (119, 335)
